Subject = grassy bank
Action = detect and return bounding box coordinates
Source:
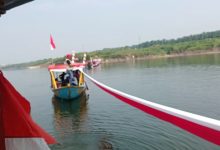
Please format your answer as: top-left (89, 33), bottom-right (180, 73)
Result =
top-left (89, 39), bottom-right (220, 62)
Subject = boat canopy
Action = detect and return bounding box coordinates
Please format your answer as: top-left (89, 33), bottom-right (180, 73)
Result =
top-left (48, 64), bottom-right (83, 72)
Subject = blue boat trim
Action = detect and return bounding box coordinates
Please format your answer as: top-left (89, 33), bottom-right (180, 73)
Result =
top-left (53, 86), bottom-right (86, 100)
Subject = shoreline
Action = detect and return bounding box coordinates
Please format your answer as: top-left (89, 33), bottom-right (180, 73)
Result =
top-left (2, 49), bottom-right (220, 70)
top-left (102, 49), bottom-right (220, 64)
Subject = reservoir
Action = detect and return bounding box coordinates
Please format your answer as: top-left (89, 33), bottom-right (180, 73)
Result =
top-left (4, 53), bottom-right (220, 150)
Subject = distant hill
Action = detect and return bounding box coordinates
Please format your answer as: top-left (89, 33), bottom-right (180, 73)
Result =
top-left (133, 30), bottom-right (220, 49)
top-left (1, 58), bottom-right (64, 70)
top-left (88, 30), bottom-right (220, 60)
top-left (2, 30), bottom-right (220, 69)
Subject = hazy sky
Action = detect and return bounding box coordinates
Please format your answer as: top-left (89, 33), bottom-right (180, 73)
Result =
top-left (1, 0), bottom-right (220, 64)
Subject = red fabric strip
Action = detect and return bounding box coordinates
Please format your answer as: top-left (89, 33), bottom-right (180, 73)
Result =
top-left (0, 72), bottom-right (56, 145)
top-left (93, 82), bottom-right (220, 146)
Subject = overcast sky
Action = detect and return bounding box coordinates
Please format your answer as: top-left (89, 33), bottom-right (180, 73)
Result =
top-left (1, 0), bottom-right (220, 64)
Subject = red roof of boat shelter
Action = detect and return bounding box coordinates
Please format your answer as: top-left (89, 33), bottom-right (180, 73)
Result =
top-left (48, 63), bottom-right (86, 71)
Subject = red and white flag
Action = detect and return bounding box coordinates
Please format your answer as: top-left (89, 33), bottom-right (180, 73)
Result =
top-left (0, 71), bottom-right (56, 150)
top-left (50, 35), bottom-right (56, 50)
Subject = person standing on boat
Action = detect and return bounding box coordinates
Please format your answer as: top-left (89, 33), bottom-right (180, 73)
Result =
top-left (64, 54), bottom-right (72, 65)
top-left (66, 59), bottom-right (77, 86)
top-left (74, 70), bottom-right (80, 84)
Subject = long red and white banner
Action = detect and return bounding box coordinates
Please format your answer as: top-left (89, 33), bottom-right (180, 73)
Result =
top-left (83, 72), bottom-right (220, 146)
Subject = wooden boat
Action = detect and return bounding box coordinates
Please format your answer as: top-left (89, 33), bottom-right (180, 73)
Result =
top-left (52, 90), bottom-right (89, 114)
top-left (92, 58), bottom-right (101, 67)
top-left (48, 64), bottom-right (87, 100)
top-left (87, 58), bottom-right (101, 69)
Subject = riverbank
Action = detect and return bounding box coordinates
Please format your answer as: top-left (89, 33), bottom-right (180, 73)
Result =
top-left (2, 49), bottom-right (220, 70)
top-left (102, 49), bottom-right (220, 64)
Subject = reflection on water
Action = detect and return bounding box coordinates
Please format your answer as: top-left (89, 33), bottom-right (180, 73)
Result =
top-left (52, 92), bottom-right (89, 137)
top-left (51, 92), bottom-right (113, 150)
top-left (52, 92), bottom-right (89, 115)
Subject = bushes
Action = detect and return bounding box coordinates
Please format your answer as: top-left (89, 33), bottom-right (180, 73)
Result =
top-left (88, 37), bottom-right (220, 59)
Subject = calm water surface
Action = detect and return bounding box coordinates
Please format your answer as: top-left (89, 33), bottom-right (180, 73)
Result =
top-left (4, 54), bottom-right (220, 150)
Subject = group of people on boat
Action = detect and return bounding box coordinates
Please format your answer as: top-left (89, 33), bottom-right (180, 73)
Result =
top-left (56, 69), bottom-right (80, 87)
top-left (55, 55), bottom-right (81, 87)
top-left (55, 70), bottom-right (80, 87)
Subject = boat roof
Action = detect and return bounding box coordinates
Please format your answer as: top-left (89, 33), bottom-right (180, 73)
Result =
top-left (48, 64), bottom-right (84, 72)
top-left (0, 0), bottom-right (33, 16)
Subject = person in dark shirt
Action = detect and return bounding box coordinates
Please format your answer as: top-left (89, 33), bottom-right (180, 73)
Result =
top-left (59, 72), bottom-right (67, 86)
top-left (74, 70), bottom-right (80, 84)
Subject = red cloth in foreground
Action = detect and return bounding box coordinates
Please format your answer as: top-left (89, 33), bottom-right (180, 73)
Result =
top-left (0, 71), bottom-right (56, 150)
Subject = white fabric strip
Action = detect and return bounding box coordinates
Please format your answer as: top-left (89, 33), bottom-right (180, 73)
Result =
top-left (5, 138), bottom-right (50, 150)
top-left (83, 71), bottom-right (220, 131)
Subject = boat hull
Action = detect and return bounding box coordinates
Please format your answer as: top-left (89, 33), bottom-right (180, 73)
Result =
top-left (52, 86), bottom-right (86, 100)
